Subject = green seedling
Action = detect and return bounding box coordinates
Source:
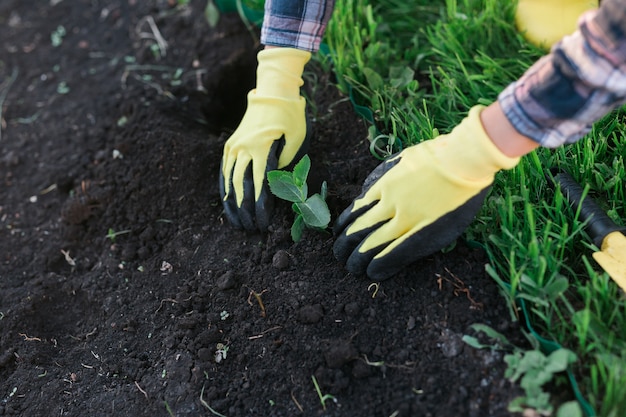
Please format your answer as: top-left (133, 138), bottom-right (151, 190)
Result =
top-left (106, 228), bottom-right (132, 242)
top-left (505, 348), bottom-right (579, 415)
top-left (164, 401), bottom-right (175, 417)
top-left (464, 324), bottom-right (581, 416)
top-left (117, 116), bottom-right (128, 127)
top-left (268, 155), bottom-right (331, 242)
top-left (56, 81), bottom-right (70, 95)
top-left (205, 0), bottom-right (221, 28)
top-left (149, 44), bottom-right (161, 60)
top-left (51, 25), bottom-right (66, 47)
top-left (311, 375), bottom-right (336, 411)
top-left (214, 343), bottom-right (229, 363)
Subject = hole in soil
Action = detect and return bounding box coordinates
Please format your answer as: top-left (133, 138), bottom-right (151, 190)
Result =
top-left (210, 54), bottom-right (256, 130)
top-left (170, 49), bottom-right (256, 133)
top-left (21, 290), bottom-right (94, 340)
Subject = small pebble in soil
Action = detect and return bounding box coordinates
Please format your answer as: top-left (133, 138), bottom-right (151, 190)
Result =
top-left (344, 301), bottom-right (360, 316)
top-left (406, 315), bottom-right (416, 330)
top-left (197, 347), bottom-right (213, 362)
top-left (197, 328), bottom-right (222, 345)
top-left (272, 250), bottom-right (290, 270)
top-left (216, 270), bottom-right (237, 291)
top-left (0, 150), bottom-right (20, 166)
top-left (297, 304), bottom-right (324, 324)
top-left (324, 341), bottom-right (358, 368)
top-left (351, 359), bottom-right (373, 379)
top-left (439, 328), bottom-right (465, 358)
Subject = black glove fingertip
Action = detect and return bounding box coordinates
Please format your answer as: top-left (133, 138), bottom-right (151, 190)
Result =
top-left (333, 215), bottom-right (387, 270)
top-left (366, 255), bottom-right (409, 281)
top-left (239, 163), bottom-right (257, 231)
top-left (333, 157), bottom-right (395, 239)
top-left (366, 186), bottom-right (492, 280)
top-left (219, 161), bottom-right (244, 229)
top-left (254, 140), bottom-right (281, 231)
top-left (255, 192), bottom-right (273, 231)
top-left (223, 200), bottom-right (243, 229)
top-left (333, 199), bottom-right (377, 237)
top-left (345, 241), bottom-right (381, 276)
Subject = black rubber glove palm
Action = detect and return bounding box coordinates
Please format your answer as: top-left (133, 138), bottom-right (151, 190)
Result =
top-left (333, 106), bottom-right (520, 280)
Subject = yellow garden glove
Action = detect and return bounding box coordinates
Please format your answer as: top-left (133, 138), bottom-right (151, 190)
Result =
top-left (220, 48), bottom-right (311, 230)
top-left (333, 106), bottom-right (520, 280)
top-left (593, 232), bottom-right (626, 292)
top-left (515, 0), bottom-right (598, 48)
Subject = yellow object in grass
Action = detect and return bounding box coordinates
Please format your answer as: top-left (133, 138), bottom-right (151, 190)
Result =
top-left (592, 231), bottom-right (626, 292)
top-left (515, 0), bottom-right (598, 48)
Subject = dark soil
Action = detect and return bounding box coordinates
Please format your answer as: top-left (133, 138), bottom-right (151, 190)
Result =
top-left (1, 1), bottom-right (528, 416)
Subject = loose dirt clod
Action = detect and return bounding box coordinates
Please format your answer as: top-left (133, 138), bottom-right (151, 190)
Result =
top-left (298, 304), bottom-right (325, 324)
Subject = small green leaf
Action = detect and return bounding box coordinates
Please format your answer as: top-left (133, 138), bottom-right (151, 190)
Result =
top-left (51, 25), bottom-right (66, 47)
top-left (544, 349), bottom-right (576, 373)
top-left (300, 181), bottom-right (308, 200)
top-left (268, 171), bottom-right (302, 202)
top-left (292, 155), bottom-right (311, 188)
top-left (506, 396), bottom-right (526, 413)
top-left (467, 323), bottom-right (512, 349)
top-left (117, 116), bottom-right (129, 127)
top-left (521, 368), bottom-right (552, 390)
top-left (267, 170), bottom-right (291, 183)
top-left (556, 401), bottom-right (582, 417)
top-left (543, 276), bottom-right (569, 299)
top-left (389, 66), bottom-right (414, 89)
top-left (362, 67), bottom-right (384, 91)
top-left (320, 181), bottom-right (328, 200)
top-left (57, 81), bottom-right (70, 94)
top-left (291, 215), bottom-right (305, 242)
top-left (296, 194), bottom-right (331, 228)
top-left (205, 0), bottom-right (220, 28)
top-left (461, 335), bottom-right (488, 350)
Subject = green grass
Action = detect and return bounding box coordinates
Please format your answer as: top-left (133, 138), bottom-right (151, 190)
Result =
top-left (324, 0), bottom-right (626, 416)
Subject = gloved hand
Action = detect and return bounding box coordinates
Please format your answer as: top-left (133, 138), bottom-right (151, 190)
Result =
top-left (515, 0), bottom-right (598, 48)
top-left (220, 47), bottom-right (311, 231)
top-left (333, 106), bottom-right (520, 280)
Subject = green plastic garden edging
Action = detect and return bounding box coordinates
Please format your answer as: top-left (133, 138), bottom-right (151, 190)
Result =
top-left (512, 283), bottom-right (595, 416)
top-left (467, 241), bottom-right (595, 416)
top-left (214, 0), bottom-right (264, 26)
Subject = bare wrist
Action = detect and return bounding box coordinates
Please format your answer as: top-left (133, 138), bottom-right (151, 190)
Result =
top-left (480, 102), bottom-right (539, 158)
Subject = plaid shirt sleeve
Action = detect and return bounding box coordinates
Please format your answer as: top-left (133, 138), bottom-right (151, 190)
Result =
top-left (260, 0), bottom-right (335, 52)
top-left (498, 0), bottom-right (626, 147)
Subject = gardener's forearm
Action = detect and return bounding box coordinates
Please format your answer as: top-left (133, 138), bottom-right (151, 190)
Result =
top-left (480, 102), bottom-right (539, 158)
top-left (498, 0), bottom-right (626, 149)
